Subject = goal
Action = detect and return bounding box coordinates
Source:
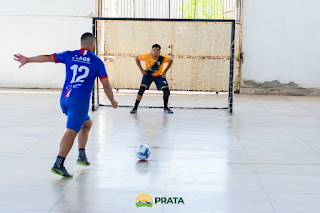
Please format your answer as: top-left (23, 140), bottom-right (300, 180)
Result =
top-left (92, 18), bottom-right (235, 113)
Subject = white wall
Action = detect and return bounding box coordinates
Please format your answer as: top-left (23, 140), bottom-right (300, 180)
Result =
top-left (242, 0), bottom-right (320, 88)
top-left (0, 0), bottom-right (96, 88)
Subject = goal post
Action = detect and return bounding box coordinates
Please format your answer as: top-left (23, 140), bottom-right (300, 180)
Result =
top-left (92, 17), bottom-right (235, 113)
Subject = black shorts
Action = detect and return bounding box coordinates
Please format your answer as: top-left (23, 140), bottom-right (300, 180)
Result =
top-left (141, 75), bottom-right (169, 90)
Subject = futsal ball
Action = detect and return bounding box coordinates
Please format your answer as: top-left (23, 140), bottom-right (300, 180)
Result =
top-left (136, 144), bottom-right (150, 160)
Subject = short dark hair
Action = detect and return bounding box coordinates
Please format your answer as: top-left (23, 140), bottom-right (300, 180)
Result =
top-left (81, 32), bottom-right (95, 45)
top-left (152, 44), bottom-right (161, 50)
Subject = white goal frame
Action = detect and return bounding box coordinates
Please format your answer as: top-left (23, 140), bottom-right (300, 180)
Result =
top-left (92, 17), bottom-right (235, 114)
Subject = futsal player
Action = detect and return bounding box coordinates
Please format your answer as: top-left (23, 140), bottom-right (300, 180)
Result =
top-left (130, 44), bottom-right (174, 114)
top-left (14, 32), bottom-right (118, 178)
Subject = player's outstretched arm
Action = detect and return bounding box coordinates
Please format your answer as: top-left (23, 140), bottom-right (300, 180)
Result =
top-left (13, 54), bottom-right (55, 68)
top-left (161, 58), bottom-right (173, 78)
top-left (135, 56), bottom-right (147, 75)
top-left (100, 78), bottom-right (118, 109)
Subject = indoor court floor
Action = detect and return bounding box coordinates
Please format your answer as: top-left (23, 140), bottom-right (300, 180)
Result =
top-left (1, 88), bottom-right (320, 213)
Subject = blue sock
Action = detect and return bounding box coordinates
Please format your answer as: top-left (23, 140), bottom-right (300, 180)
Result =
top-left (79, 149), bottom-right (86, 158)
top-left (55, 156), bottom-right (65, 168)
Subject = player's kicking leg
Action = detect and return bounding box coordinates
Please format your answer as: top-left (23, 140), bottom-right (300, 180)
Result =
top-left (51, 97), bottom-right (89, 178)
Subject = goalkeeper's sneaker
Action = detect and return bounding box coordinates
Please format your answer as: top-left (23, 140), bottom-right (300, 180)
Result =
top-left (77, 156), bottom-right (90, 166)
top-left (164, 107), bottom-right (174, 114)
top-left (51, 165), bottom-right (73, 178)
top-left (130, 108), bottom-right (137, 114)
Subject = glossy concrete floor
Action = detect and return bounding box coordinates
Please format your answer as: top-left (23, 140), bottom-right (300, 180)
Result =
top-left (1, 89), bottom-right (320, 213)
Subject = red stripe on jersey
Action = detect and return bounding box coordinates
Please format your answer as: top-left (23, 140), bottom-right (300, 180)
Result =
top-left (52, 54), bottom-right (57, 63)
top-left (99, 76), bottom-right (108, 79)
top-left (81, 48), bottom-right (91, 55)
top-left (64, 90), bottom-right (69, 98)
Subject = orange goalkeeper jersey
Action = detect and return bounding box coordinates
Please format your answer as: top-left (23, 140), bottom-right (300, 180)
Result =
top-left (138, 53), bottom-right (171, 77)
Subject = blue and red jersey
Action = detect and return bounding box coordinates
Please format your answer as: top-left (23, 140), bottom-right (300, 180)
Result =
top-left (53, 48), bottom-right (108, 101)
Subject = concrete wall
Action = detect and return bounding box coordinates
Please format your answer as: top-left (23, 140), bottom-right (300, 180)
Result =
top-left (241, 0), bottom-right (320, 89)
top-left (0, 0), bottom-right (96, 88)
top-left (3, 0), bottom-right (319, 92)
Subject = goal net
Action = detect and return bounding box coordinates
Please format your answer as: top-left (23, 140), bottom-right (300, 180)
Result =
top-left (92, 18), bottom-right (235, 113)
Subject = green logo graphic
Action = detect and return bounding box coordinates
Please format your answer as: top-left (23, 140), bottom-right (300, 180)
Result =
top-left (136, 194), bottom-right (153, 208)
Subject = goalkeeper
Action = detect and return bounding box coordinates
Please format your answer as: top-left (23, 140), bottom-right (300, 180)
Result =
top-left (130, 44), bottom-right (174, 114)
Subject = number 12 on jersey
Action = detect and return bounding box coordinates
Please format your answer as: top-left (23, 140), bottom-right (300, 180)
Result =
top-left (70, 64), bottom-right (90, 84)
